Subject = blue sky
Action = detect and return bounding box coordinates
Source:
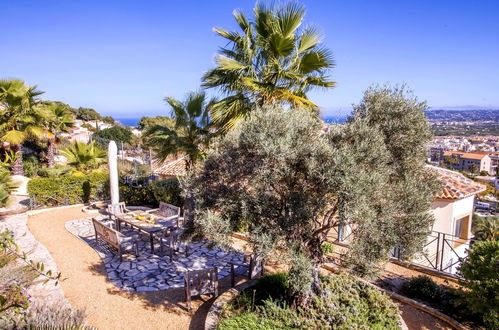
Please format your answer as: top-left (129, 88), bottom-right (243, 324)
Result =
top-left (2, 0), bottom-right (498, 117)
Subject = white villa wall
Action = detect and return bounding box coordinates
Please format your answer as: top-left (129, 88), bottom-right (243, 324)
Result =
top-left (430, 196), bottom-right (474, 236)
top-left (419, 196), bottom-right (475, 274)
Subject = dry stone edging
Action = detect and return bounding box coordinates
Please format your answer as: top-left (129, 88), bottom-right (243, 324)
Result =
top-left (204, 279), bottom-right (257, 330)
top-left (0, 213), bottom-right (70, 311)
top-left (65, 216), bottom-right (246, 292)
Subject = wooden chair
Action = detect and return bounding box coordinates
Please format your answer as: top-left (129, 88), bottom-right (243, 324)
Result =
top-left (107, 202), bottom-right (131, 217)
top-left (229, 254), bottom-right (264, 287)
top-left (184, 267), bottom-right (218, 311)
top-left (159, 229), bottom-right (188, 262)
top-left (92, 218), bottom-right (138, 261)
top-left (156, 202), bottom-right (182, 228)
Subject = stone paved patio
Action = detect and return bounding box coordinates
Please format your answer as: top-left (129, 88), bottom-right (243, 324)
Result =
top-left (65, 216), bottom-right (245, 292)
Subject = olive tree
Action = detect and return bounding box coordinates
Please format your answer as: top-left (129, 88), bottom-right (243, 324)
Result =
top-left (187, 105), bottom-right (393, 304)
top-left (348, 84), bottom-right (439, 272)
top-left (189, 86), bottom-right (437, 304)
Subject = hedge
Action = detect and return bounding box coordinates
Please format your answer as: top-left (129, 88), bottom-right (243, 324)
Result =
top-left (118, 178), bottom-right (183, 207)
top-left (28, 171), bottom-right (109, 206)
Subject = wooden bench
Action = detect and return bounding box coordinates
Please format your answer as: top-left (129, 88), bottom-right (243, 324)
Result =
top-left (230, 254), bottom-right (264, 287)
top-left (184, 267), bottom-right (218, 311)
top-left (92, 218), bottom-right (138, 261)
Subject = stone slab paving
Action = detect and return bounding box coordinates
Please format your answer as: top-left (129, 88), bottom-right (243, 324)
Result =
top-left (0, 213), bottom-right (70, 310)
top-left (65, 216), bottom-right (246, 292)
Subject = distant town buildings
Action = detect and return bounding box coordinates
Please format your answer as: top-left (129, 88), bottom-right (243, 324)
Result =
top-left (429, 136), bottom-right (499, 175)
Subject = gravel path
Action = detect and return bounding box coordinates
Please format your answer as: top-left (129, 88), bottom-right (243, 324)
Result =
top-left (27, 206), bottom-right (202, 330)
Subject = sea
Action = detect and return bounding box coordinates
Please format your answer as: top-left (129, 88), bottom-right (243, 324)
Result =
top-left (116, 115), bottom-right (346, 127)
top-left (115, 118), bottom-right (141, 127)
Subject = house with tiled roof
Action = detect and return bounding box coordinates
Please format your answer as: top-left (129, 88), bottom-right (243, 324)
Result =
top-left (443, 150), bottom-right (492, 174)
top-left (334, 165), bottom-right (486, 275)
top-left (422, 166), bottom-right (486, 273)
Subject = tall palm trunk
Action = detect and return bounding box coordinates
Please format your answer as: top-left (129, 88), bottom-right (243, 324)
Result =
top-left (47, 136), bottom-right (55, 168)
top-left (11, 145), bottom-right (23, 175)
top-left (182, 159), bottom-right (196, 235)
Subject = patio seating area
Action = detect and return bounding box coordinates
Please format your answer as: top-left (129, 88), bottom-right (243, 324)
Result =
top-left (65, 214), bottom-right (246, 292)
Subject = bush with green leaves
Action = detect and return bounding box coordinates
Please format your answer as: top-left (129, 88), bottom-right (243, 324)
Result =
top-left (36, 166), bottom-right (72, 178)
top-left (150, 178), bottom-right (183, 206)
top-left (458, 240), bottom-right (499, 329)
top-left (93, 126), bottom-right (133, 146)
top-left (28, 171), bottom-right (109, 206)
top-left (218, 273), bottom-right (402, 330)
top-left (0, 169), bottom-right (17, 207)
top-left (22, 154), bottom-right (40, 178)
top-left (401, 275), bottom-right (443, 303)
top-left (118, 184), bottom-right (157, 207)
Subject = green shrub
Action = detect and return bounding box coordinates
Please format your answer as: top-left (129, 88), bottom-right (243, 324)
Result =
top-left (28, 171), bottom-right (109, 206)
top-left (23, 154), bottom-right (40, 178)
top-left (150, 178), bottom-right (183, 206)
top-left (458, 240), bottom-right (499, 329)
top-left (0, 169), bottom-right (17, 207)
top-left (219, 274), bottom-right (401, 330)
top-left (37, 166), bottom-right (72, 178)
top-left (119, 184), bottom-right (157, 206)
top-left (321, 242), bottom-right (334, 255)
top-left (401, 275), bottom-right (443, 303)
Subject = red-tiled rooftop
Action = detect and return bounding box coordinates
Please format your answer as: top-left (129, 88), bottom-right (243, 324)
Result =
top-left (443, 150), bottom-right (488, 160)
top-left (153, 157), bottom-right (187, 177)
top-left (429, 165), bottom-right (486, 200)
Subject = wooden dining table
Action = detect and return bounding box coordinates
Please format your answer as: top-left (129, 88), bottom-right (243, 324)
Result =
top-left (115, 212), bottom-right (178, 253)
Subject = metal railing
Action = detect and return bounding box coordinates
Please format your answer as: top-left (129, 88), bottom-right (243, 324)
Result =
top-left (393, 231), bottom-right (477, 276)
top-left (327, 224), bottom-right (476, 277)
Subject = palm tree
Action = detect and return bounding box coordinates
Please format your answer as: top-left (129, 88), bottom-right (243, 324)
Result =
top-left (60, 141), bottom-right (107, 172)
top-left (145, 91), bottom-right (216, 232)
top-left (473, 216), bottom-right (498, 241)
top-left (202, 2), bottom-right (335, 130)
top-left (0, 79), bottom-right (45, 175)
top-left (144, 91), bottom-right (216, 169)
top-left (42, 102), bottom-right (75, 168)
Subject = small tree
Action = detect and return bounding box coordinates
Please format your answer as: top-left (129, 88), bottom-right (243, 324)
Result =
top-left (458, 240), bottom-right (499, 328)
top-left (93, 126), bottom-right (133, 145)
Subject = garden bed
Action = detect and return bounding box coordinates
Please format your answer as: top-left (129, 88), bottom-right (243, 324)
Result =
top-left (208, 272), bottom-right (406, 330)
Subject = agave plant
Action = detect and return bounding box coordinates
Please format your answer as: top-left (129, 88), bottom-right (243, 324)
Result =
top-left (60, 141), bottom-right (107, 172)
top-left (203, 2), bottom-right (335, 130)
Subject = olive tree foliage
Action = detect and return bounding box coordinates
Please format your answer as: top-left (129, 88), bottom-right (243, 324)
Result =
top-left (187, 104), bottom-right (394, 303)
top-left (348, 84), bottom-right (439, 272)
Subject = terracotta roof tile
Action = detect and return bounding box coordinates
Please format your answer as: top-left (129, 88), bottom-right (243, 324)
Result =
top-left (153, 157), bottom-right (187, 177)
top-left (429, 165), bottom-right (486, 200)
top-left (443, 151), bottom-right (488, 160)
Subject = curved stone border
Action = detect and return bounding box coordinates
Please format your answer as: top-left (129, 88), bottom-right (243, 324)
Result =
top-left (383, 290), bottom-right (467, 330)
top-left (205, 279), bottom-right (257, 330)
top-left (0, 213), bottom-right (71, 311)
